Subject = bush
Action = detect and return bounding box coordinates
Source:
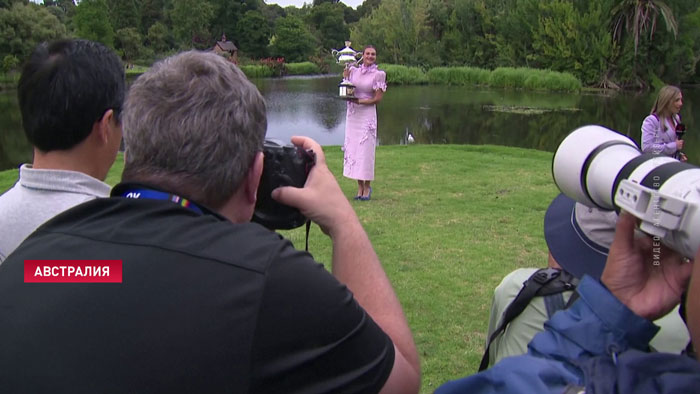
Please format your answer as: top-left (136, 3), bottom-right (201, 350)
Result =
top-left (239, 65), bottom-right (276, 78)
top-left (427, 66), bottom-right (490, 85)
top-left (2, 55), bottom-right (20, 73)
top-left (285, 62), bottom-right (320, 75)
top-left (381, 64), bottom-right (428, 85)
top-left (487, 67), bottom-right (580, 92)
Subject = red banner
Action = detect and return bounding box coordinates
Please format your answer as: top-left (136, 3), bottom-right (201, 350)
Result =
top-left (24, 260), bottom-right (123, 283)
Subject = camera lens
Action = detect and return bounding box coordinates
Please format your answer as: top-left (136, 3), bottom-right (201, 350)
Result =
top-left (553, 125), bottom-right (700, 258)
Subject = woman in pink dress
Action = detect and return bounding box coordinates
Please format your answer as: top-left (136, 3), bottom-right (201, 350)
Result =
top-left (342, 45), bottom-right (387, 201)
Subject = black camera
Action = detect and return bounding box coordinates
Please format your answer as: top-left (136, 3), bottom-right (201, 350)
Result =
top-left (252, 139), bottom-right (315, 230)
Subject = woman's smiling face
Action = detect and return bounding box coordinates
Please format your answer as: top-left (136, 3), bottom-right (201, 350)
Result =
top-left (363, 47), bottom-right (377, 66)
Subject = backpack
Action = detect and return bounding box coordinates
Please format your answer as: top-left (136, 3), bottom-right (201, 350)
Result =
top-left (479, 268), bottom-right (579, 371)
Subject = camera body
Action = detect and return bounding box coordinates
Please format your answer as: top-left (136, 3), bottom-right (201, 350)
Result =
top-left (553, 125), bottom-right (700, 258)
top-left (252, 140), bottom-right (315, 230)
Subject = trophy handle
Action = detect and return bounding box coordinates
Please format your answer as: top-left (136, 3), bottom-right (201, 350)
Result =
top-left (331, 49), bottom-right (339, 57)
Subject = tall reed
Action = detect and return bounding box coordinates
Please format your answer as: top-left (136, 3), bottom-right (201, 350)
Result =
top-left (239, 65), bottom-right (276, 78)
top-left (381, 64), bottom-right (429, 85)
top-left (383, 65), bottom-right (581, 92)
top-left (285, 62), bottom-right (321, 76)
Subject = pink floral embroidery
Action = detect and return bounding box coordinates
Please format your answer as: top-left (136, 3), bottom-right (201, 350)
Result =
top-left (360, 119), bottom-right (377, 145)
top-left (343, 146), bottom-right (355, 170)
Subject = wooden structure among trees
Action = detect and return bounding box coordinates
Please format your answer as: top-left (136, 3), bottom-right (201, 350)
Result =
top-left (213, 33), bottom-right (238, 64)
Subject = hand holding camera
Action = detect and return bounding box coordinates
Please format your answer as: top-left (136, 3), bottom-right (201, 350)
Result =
top-left (253, 139), bottom-right (315, 230)
top-left (268, 136), bottom-right (359, 238)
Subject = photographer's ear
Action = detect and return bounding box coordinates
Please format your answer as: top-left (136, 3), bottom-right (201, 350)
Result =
top-left (245, 151), bottom-right (264, 204)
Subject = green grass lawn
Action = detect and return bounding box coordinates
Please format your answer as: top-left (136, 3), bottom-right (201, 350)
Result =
top-left (0, 144), bottom-right (558, 393)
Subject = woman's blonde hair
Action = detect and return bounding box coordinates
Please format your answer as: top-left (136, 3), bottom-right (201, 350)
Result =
top-left (650, 85), bottom-right (681, 122)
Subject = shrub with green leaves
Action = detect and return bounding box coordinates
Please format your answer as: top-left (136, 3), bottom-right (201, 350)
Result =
top-left (2, 55), bottom-right (20, 73)
top-left (239, 65), bottom-right (276, 78)
top-left (382, 64), bottom-right (428, 85)
top-left (285, 62), bottom-right (320, 75)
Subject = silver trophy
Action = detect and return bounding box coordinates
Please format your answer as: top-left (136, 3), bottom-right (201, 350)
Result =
top-left (331, 41), bottom-right (362, 99)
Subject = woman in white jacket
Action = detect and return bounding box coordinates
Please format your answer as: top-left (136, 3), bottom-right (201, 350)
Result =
top-left (640, 85), bottom-right (687, 161)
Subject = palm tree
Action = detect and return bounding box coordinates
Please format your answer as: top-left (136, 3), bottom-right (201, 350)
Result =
top-left (611, 0), bottom-right (678, 54)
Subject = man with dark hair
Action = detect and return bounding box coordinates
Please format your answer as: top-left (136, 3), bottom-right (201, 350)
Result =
top-left (0, 39), bottom-right (125, 263)
top-left (0, 51), bottom-right (420, 393)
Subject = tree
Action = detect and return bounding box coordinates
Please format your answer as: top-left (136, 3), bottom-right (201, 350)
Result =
top-left (108, 0), bottom-right (140, 32)
top-left (140, 0), bottom-right (168, 35)
top-left (235, 10), bottom-right (271, 58)
top-left (73, 0), bottom-right (115, 47)
top-left (611, 0), bottom-right (678, 54)
top-left (116, 27), bottom-right (143, 62)
top-left (307, 2), bottom-right (348, 51)
top-left (147, 21), bottom-right (170, 53)
top-left (356, 0), bottom-right (380, 18)
top-left (1, 54), bottom-right (19, 73)
top-left (0, 2), bottom-right (67, 61)
top-left (350, 0), bottom-right (433, 66)
top-left (170, 0), bottom-right (214, 49)
top-left (269, 15), bottom-right (317, 62)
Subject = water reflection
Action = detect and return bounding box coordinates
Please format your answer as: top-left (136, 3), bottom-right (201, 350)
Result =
top-left (1, 75), bottom-right (699, 170)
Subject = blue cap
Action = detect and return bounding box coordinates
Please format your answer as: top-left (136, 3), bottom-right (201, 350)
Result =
top-left (544, 193), bottom-right (618, 279)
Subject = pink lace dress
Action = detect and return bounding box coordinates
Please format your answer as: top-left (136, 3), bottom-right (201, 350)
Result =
top-left (342, 64), bottom-right (387, 181)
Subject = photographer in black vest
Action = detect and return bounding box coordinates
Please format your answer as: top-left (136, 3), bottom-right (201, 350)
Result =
top-left (0, 51), bottom-right (419, 394)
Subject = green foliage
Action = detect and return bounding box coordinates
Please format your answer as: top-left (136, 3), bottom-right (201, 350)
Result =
top-left (146, 21), bottom-right (170, 54)
top-left (74, 0), bottom-right (114, 47)
top-left (269, 15), bottom-right (317, 62)
top-left (139, 0), bottom-right (166, 35)
top-left (425, 66), bottom-right (581, 92)
top-left (0, 2), bottom-right (67, 61)
top-left (489, 67), bottom-right (527, 88)
top-left (1, 54), bottom-right (18, 73)
top-left (108, 0), bottom-right (139, 32)
top-left (284, 61), bottom-right (320, 75)
top-left (307, 2), bottom-right (349, 51)
top-left (382, 64), bottom-right (429, 85)
top-left (171, 0), bottom-right (214, 49)
top-left (0, 0), bottom-right (691, 89)
top-left (351, 0), bottom-right (436, 66)
top-left (427, 67), bottom-right (491, 86)
top-left (116, 27), bottom-right (143, 62)
top-left (239, 64), bottom-right (276, 78)
top-left (236, 10), bottom-right (272, 58)
top-left (488, 67), bottom-right (581, 92)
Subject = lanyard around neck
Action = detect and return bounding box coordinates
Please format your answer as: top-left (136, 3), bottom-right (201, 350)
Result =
top-left (119, 188), bottom-right (203, 214)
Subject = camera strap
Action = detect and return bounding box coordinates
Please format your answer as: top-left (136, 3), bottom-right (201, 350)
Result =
top-left (118, 188), bottom-right (204, 215)
top-left (305, 220), bottom-right (311, 251)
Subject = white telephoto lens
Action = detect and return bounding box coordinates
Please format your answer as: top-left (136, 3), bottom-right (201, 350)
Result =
top-left (552, 125), bottom-right (639, 209)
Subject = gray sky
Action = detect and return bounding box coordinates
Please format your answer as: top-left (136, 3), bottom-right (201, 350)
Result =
top-left (267, 0), bottom-right (365, 9)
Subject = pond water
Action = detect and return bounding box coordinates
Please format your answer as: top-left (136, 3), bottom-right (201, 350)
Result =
top-left (2, 75), bottom-right (699, 171)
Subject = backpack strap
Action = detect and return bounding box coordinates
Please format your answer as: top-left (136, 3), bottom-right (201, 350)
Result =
top-left (478, 268), bottom-right (579, 371)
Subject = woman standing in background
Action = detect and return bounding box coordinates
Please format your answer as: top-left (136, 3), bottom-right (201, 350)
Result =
top-left (641, 85), bottom-right (687, 162)
top-left (342, 45), bottom-right (387, 201)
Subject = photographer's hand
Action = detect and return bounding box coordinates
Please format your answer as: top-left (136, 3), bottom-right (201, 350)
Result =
top-left (601, 212), bottom-right (693, 320)
top-left (271, 136), bottom-right (355, 237)
top-left (272, 136), bottom-right (421, 393)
